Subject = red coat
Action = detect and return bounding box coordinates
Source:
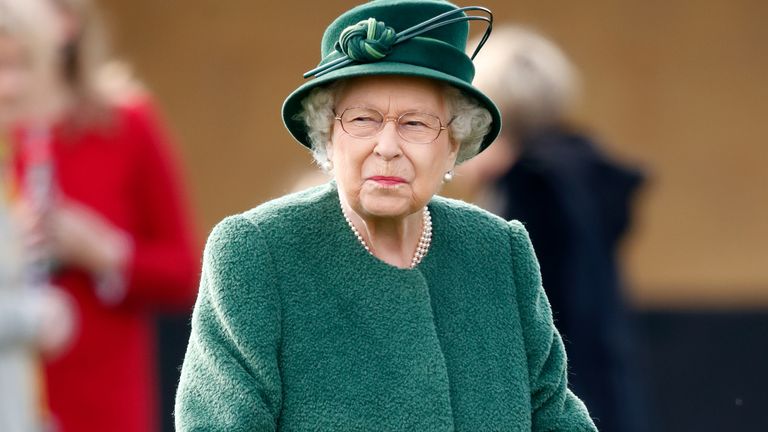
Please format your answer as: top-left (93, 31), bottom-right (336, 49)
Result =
top-left (12, 98), bottom-right (198, 432)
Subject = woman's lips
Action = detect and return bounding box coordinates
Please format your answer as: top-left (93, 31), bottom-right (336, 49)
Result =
top-left (368, 176), bottom-right (407, 186)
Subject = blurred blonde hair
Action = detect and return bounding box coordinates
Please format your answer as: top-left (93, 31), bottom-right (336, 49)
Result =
top-left (51, 0), bottom-right (143, 126)
top-left (470, 25), bottom-right (579, 134)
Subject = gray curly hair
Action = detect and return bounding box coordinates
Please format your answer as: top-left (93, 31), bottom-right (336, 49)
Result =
top-left (296, 81), bottom-right (492, 168)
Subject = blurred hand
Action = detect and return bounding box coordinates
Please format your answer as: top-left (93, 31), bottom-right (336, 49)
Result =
top-left (36, 287), bottom-right (77, 359)
top-left (49, 201), bottom-right (132, 274)
top-left (14, 198), bottom-right (132, 275)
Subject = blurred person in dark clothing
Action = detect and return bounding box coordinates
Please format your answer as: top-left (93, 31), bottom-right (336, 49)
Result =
top-left (0, 0), bottom-right (199, 430)
top-left (459, 25), bottom-right (649, 432)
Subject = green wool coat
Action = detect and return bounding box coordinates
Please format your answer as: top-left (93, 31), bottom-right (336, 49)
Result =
top-left (175, 182), bottom-right (596, 431)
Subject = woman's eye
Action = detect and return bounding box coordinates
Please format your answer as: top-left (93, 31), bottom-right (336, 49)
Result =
top-left (351, 116), bottom-right (376, 123)
top-left (403, 120), bottom-right (428, 127)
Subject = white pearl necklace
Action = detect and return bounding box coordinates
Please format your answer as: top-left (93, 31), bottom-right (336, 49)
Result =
top-left (341, 203), bottom-right (432, 269)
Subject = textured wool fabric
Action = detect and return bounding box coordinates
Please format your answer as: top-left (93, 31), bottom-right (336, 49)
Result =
top-left (175, 182), bottom-right (596, 431)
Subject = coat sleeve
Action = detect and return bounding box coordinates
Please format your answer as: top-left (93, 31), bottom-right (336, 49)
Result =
top-left (508, 220), bottom-right (597, 431)
top-left (175, 214), bottom-right (282, 431)
top-left (119, 100), bottom-right (199, 310)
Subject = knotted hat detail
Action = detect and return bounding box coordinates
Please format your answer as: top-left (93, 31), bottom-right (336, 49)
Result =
top-left (337, 18), bottom-right (397, 62)
top-left (304, 5), bottom-right (493, 79)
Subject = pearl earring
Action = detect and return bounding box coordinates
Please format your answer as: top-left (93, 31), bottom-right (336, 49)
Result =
top-left (321, 159), bottom-right (334, 171)
top-left (443, 170), bottom-right (454, 182)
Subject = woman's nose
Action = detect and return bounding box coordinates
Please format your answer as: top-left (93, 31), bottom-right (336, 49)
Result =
top-left (373, 121), bottom-right (403, 160)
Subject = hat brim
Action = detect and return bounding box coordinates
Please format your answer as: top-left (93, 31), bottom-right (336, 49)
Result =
top-left (282, 61), bottom-right (502, 157)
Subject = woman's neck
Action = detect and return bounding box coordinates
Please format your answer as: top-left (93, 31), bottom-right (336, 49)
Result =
top-left (341, 200), bottom-right (425, 269)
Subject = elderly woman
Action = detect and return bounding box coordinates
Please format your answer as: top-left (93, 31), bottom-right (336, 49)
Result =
top-left (175, 1), bottom-right (596, 431)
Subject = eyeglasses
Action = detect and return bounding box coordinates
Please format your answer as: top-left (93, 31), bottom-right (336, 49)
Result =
top-left (334, 107), bottom-right (448, 144)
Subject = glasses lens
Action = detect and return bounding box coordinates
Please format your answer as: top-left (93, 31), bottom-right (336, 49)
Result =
top-left (397, 112), bottom-right (441, 144)
top-left (340, 108), bottom-right (383, 138)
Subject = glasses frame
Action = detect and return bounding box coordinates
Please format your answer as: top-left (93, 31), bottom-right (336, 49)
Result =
top-left (334, 107), bottom-right (449, 144)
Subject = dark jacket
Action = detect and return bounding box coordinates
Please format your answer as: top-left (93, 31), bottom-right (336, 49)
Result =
top-left (497, 128), bottom-right (646, 432)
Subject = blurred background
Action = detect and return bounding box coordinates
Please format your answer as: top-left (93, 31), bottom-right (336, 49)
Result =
top-left (2, 0), bottom-right (766, 431)
top-left (98, 0), bottom-right (768, 307)
top-left (91, 0), bottom-right (768, 430)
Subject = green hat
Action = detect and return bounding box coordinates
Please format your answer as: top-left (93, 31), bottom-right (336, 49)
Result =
top-left (281, 0), bottom-right (501, 156)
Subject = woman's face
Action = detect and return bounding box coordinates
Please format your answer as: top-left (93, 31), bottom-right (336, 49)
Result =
top-left (329, 75), bottom-right (459, 220)
top-left (0, 34), bottom-right (30, 125)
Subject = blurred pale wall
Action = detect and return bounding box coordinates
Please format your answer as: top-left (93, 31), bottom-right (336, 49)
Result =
top-left (96, 0), bottom-right (767, 308)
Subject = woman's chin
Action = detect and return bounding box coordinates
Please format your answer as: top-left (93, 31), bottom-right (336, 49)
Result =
top-left (358, 194), bottom-right (415, 219)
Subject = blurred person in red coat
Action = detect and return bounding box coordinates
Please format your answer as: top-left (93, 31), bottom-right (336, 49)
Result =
top-left (0, 0), bottom-right (199, 430)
